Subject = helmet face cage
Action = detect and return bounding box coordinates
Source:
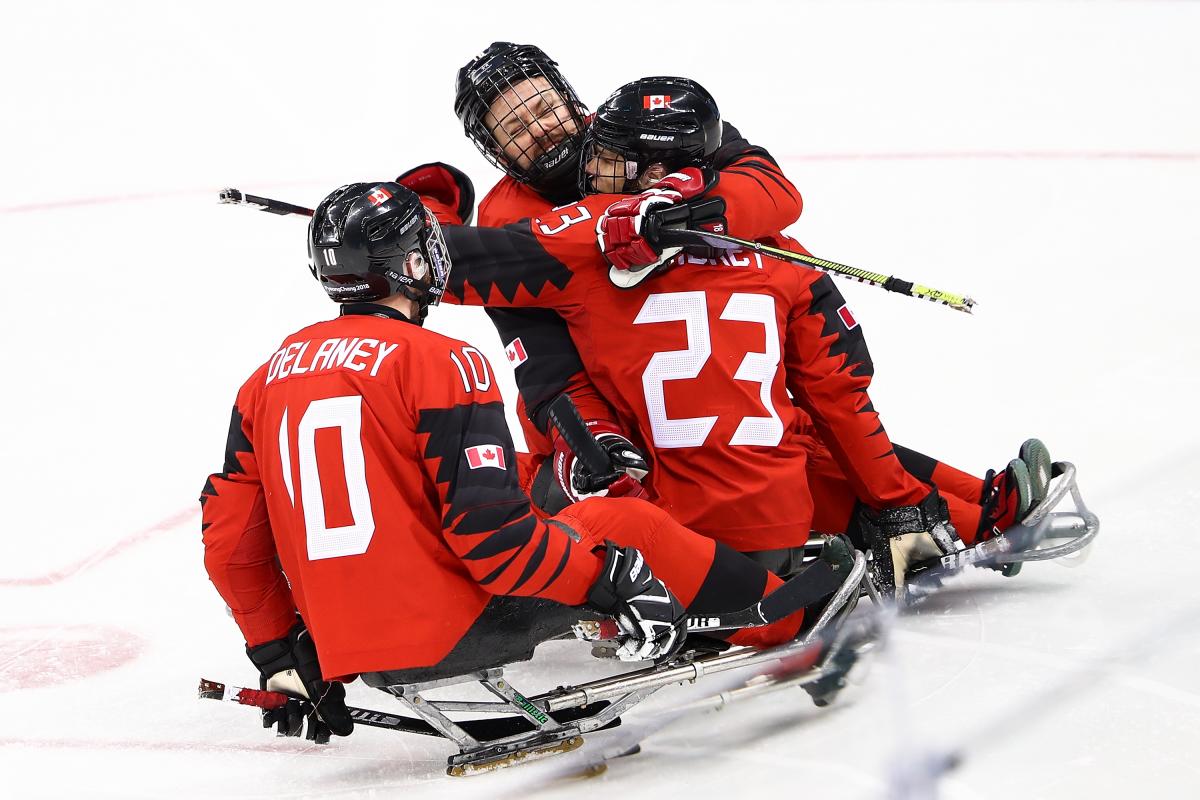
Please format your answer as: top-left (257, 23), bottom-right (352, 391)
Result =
top-left (455, 43), bottom-right (589, 191)
top-left (419, 210), bottom-right (452, 307)
top-left (308, 183), bottom-right (452, 314)
top-left (579, 130), bottom-right (644, 195)
top-left (579, 77), bottom-right (722, 196)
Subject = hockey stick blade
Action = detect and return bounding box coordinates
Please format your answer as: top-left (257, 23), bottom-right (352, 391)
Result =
top-left (546, 394), bottom-right (612, 478)
top-left (218, 188), bottom-right (314, 217)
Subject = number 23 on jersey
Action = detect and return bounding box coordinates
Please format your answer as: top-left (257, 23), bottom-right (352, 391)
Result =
top-left (635, 291), bottom-right (784, 450)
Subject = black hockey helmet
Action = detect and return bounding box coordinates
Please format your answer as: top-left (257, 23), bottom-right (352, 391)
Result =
top-left (581, 77), bottom-right (721, 195)
top-left (308, 182), bottom-right (452, 317)
top-left (454, 42), bottom-right (589, 199)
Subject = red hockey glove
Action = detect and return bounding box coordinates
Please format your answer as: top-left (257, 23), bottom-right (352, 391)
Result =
top-left (598, 167), bottom-right (710, 271)
top-left (395, 162), bottom-right (476, 225)
top-left (552, 420), bottom-right (649, 504)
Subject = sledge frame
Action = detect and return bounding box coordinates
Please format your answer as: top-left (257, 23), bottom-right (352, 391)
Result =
top-left (374, 551), bottom-right (869, 775)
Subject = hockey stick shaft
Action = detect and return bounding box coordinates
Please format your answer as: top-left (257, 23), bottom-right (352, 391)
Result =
top-left (198, 678), bottom-right (424, 734)
top-left (199, 678), bottom-right (289, 709)
top-left (658, 227), bottom-right (975, 314)
top-left (691, 549), bottom-right (866, 632)
top-left (218, 188), bottom-right (314, 217)
top-left (217, 188), bottom-right (972, 313)
top-left (685, 559), bottom-right (843, 632)
top-left (578, 551), bottom-right (861, 645)
top-left (545, 394), bottom-right (613, 478)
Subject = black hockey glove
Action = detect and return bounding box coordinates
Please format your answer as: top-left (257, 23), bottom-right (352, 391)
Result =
top-left (246, 620), bottom-right (354, 744)
top-left (587, 543), bottom-right (686, 662)
top-left (859, 488), bottom-right (964, 604)
top-left (642, 196), bottom-right (729, 258)
top-left (573, 430), bottom-right (650, 495)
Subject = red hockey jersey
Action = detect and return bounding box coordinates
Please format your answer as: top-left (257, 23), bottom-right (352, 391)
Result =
top-left (472, 121), bottom-right (804, 454)
top-left (439, 199), bottom-right (931, 551)
top-left (200, 305), bottom-right (606, 677)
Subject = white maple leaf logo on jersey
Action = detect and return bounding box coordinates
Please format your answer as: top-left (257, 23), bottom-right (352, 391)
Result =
top-left (464, 445), bottom-right (506, 470)
top-left (642, 95), bottom-right (671, 110)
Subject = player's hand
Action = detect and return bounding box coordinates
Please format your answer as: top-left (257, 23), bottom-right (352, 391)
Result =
top-left (587, 543), bottom-right (686, 662)
top-left (552, 421), bottom-right (649, 504)
top-left (859, 488), bottom-right (964, 604)
top-left (597, 167), bottom-right (710, 270)
top-left (395, 162), bottom-right (476, 225)
top-left (246, 619), bottom-right (354, 743)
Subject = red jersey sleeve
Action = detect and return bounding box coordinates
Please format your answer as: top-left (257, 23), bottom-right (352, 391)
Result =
top-left (446, 179), bottom-right (627, 443)
top-left (477, 176), bottom-right (553, 227)
top-left (783, 272), bottom-right (930, 510)
top-left (711, 155), bottom-right (803, 240)
top-left (439, 197), bottom-right (607, 309)
top-left (483, 306), bottom-right (616, 438)
top-left (200, 372), bottom-right (299, 647)
top-left (709, 121), bottom-right (803, 239)
top-left (410, 340), bottom-right (603, 604)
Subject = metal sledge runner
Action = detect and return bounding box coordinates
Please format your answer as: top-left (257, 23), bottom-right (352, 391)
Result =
top-left (903, 460), bottom-right (1100, 597)
top-left (201, 551), bottom-right (869, 776)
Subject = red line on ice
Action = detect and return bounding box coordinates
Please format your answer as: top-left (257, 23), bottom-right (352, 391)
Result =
top-left (0, 509), bottom-right (197, 587)
top-left (0, 177), bottom-right (339, 215)
top-left (0, 188), bottom-right (210, 214)
top-left (1, 153), bottom-right (1195, 215)
top-left (777, 150), bottom-right (1200, 162)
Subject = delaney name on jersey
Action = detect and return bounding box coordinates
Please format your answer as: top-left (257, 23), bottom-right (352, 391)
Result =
top-left (265, 337), bottom-right (399, 384)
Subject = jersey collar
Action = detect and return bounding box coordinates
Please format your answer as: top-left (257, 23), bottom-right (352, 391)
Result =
top-left (338, 302), bottom-right (419, 324)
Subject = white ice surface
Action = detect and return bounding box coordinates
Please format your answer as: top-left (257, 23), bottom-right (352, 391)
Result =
top-left (2, 1), bottom-right (1199, 797)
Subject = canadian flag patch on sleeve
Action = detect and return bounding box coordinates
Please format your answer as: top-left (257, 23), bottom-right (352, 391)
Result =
top-left (464, 445), bottom-right (507, 470)
top-left (504, 337), bottom-right (528, 367)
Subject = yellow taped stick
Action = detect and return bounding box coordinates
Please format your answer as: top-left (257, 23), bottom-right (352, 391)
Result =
top-left (678, 231), bottom-right (976, 314)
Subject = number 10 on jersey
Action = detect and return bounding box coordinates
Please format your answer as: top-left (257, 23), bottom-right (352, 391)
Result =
top-left (278, 396), bottom-right (375, 561)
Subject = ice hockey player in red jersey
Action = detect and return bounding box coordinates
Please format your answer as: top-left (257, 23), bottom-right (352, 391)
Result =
top-left (582, 79), bottom-right (1051, 569)
top-left (413, 42), bottom-right (805, 515)
top-left (403, 77), bottom-right (996, 602)
top-left (431, 45), bottom-right (1039, 571)
top-left (200, 182), bottom-right (847, 742)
